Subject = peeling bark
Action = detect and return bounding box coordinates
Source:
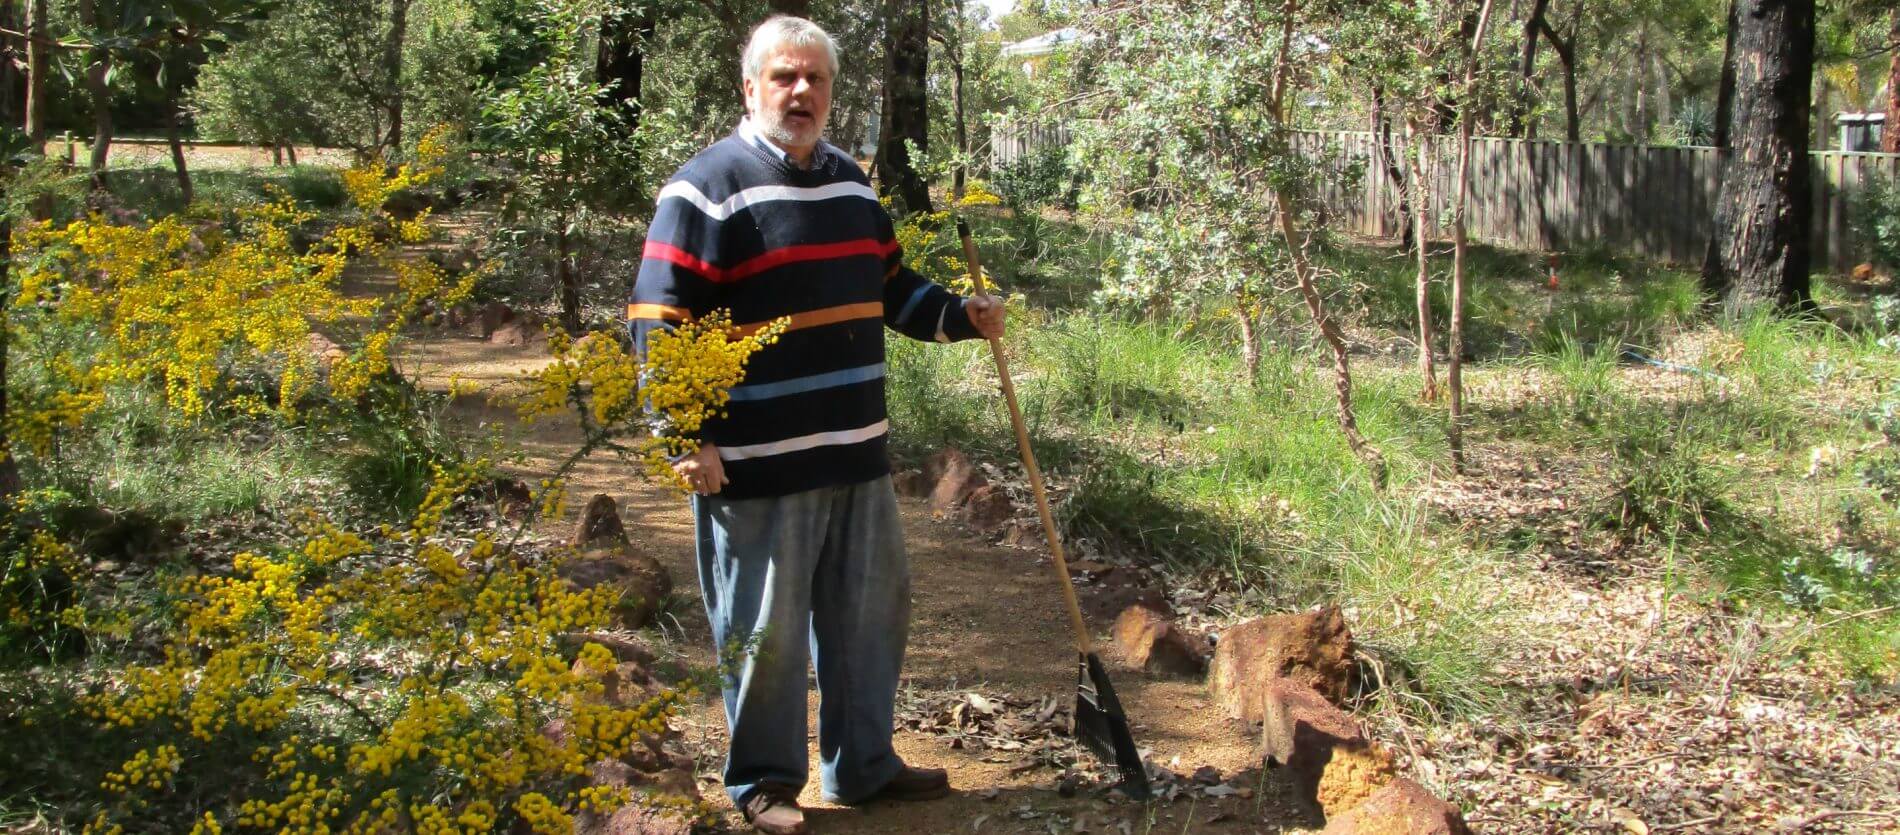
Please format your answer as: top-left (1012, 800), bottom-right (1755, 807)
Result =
top-left (1405, 117), bottom-right (1439, 403)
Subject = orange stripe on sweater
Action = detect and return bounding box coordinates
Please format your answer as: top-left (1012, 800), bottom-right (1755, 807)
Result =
top-left (626, 303), bottom-right (690, 321)
top-left (734, 302), bottom-right (882, 337)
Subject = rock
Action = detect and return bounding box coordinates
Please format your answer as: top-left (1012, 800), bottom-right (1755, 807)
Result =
top-left (1001, 519), bottom-right (1042, 548)
top-left (380, 189), bottom-right (428, 221)
top-left (444, 301), bottom-right (479, 330)
top-left (575, 494), bottom-right (630, 548)
top-left (427, 244), bottom-right (480, 276)
top-left (1112, 605), bottom-right (1207, 677)
top-left (563, 631), bottom-right (658, 666)
top-left (307, 332), bottom-right (346, 371)
top-left (1209, 607), bottom-right (1356, 724)
top-left (1319, 778), bottom-right (1469, 835)
top-left (489, 318), bottom-right (546, 348)
top-left (926, 448), bottom-right (984, 516)
top-left (572, 331), bottom-right (626, 359)
top-left (891, 468), bottom-right (931, 499)
top-left (1851, 262), bottom-right (1878, 283)
top-left (479, 301), bottom-right (516, 338)
top-left (560, 496), bottom-right (670, 627)
top-left (1259, 679), bottom-right (1395, 817)
top-left (963, 484), bottom-right (1015, 530)
top-left (558, 544), bottom-right (674, 630)
top-left (1079, 578), bottom-right (1169, 626)
top-left (487, 477), bottom-right (533, 520)
top-left (574, 760), bottom-right (699, 835)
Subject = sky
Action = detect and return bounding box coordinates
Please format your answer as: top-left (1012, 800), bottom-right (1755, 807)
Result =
top-left (981, 0), bottom-right (1015, 26)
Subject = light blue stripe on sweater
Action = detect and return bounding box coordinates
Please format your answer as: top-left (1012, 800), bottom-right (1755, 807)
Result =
top-left (727, 363), bottom-right (886, 402)
top-left (895, 284), bottom-right (932, 326)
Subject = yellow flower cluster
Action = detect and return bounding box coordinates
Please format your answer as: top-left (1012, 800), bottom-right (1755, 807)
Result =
top-left (519, 313), bottom-right (784, 493)
top-left (102, 744), bottom-right (181, 793)
top-left (514, 792), bottom-right (572, 835)
top-left (2, 527), bottom-right (83, 636)
top-left (84, 462), bottom-right (694, 833)
top-left (893, 209), bottom-right (978, 296)
top-left (956, 179), bottom-right (1005, 207)
top-left (7, 124), bottom-right (475, 443)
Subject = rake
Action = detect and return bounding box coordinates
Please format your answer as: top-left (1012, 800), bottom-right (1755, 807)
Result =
top-left (954, 217), bottom-right (1152, 801)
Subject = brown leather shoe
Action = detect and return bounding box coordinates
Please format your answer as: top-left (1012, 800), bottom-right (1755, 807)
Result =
top-left (741, 783), bottom-right (808, 835)
top-left (864, 765), bottom-right (951, 802)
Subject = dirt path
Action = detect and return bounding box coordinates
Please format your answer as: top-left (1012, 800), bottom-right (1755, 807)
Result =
top-left (376, 275), bottom-right (1308, 833)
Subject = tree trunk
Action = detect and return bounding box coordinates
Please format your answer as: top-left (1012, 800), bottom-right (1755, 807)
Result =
top-left (1405, 116), bottom-right (1439, 402)
top-left (1704, 0), bottom-right (1815, 313)
top-left (1654, 49), bottom-right (1673, 132)
top-left (1633, 24), bottom-right (1649, 142)
top-left (596, 7), bottom-right (653, 129)
top-left (1235, 291), bottom-right (1261, 387)
top-left (1275, 196), bottom-right (1386, 486)
top-left (1538, 17), bottom-right (1580, 141)
top-left (1262, 0), bottom-right (1383, 485)
top-left (1700, 0), bottom-right (1742, 287)
top-left (950, 37), bottom-right (967, 196)
top-left (1372, 86), bottom-right (1415, 252)
top-left (0, 214), bottom-right (17, 500)
top-left (558, 219), bottom-right (580, 334)
top-left (877, 0), bottom-right (932, 215)
top-left (1449, 0), bottom-right (1497, 470)
top-left (84, 55), bottom-right (111, 188)
top-left (1512, 0), bottom-right (1550, 137)
top-left (286, 143), bottom-right (298, 166)
top-left (23, 0), bottom-right (46, 142)
top-left (767, 0), bottom-right (809, 14)
top-left (384, 0), bottom-right (408, 153)
top-left (1884, 8), bottom-right (1899, 154)
top-left (0, 1), bottom-right (20, 129)
top-left (165, 93), bottom-right (192, 204)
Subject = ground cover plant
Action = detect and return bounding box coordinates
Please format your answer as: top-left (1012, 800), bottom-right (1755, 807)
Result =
top-left (0, 134), bottom-right (778, 833)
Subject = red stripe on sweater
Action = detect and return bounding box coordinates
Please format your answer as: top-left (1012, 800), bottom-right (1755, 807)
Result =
top-left (643, 238), bottom-right (899, 284)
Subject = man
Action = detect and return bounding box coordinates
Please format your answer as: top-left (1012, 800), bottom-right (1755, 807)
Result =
top-left (627, 15), bottom-right (1005, 835)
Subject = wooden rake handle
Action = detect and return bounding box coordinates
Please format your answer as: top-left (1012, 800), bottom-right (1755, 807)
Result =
top-left (955, 218), bottom-right (1095, 655)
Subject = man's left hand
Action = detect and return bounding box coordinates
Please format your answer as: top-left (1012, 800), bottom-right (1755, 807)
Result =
top-left (967, 294), bottom-right (1006, 339)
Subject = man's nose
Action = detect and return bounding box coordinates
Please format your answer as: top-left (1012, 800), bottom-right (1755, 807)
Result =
top-left (792, 76), bottom-right (812, 97)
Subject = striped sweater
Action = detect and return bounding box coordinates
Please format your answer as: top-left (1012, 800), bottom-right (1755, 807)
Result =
top-left (628, 125), bottom-right (980, 499)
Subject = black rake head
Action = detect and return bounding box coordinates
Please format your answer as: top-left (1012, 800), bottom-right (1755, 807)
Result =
top-left (1074, 652), bottom-right (1152, 801)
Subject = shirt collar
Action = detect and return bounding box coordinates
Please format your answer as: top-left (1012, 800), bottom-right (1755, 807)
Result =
top-left (738, 116), bottom-right (838, 174)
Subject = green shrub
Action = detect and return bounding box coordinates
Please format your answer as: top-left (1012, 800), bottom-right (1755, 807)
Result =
top-left (1852, 173), bottom-right (1900, 271)
top-left (1602, 407), bottom-right (1731, 543)
top-left (992, 143), bottom-right (1073, 210)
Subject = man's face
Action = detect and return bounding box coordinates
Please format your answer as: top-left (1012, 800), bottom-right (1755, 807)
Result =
top-left (743, 42), bottom-right (833, 157)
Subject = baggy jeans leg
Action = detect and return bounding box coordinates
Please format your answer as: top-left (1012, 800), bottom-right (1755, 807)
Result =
top-left (695, 489), bottom-right (830, 807)
top-left (811, 476), bottom-right (911, 803)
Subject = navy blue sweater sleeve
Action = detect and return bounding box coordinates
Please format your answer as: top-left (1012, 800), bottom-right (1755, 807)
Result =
top-left (628, 188), bottom-right (720, 446)
top-left (876, 208), bottom-right (982, 343)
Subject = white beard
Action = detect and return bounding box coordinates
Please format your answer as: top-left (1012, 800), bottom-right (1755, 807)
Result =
top-left (758, 112), bottom-right (823, 149)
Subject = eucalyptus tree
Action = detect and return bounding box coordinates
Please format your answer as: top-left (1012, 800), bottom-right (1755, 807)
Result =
top-left (1072, 0), bottom-right (1386, 481)
top-left (482, 0), bottom-right (640, 334)
top-left (1703, 0), bottom-right (1815, 313)
top-left (879, 0), bottom-right (931, 214)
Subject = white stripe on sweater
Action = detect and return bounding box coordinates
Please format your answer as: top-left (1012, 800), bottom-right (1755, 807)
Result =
top-left (716, 420), bottom-right (889, 462)
top-left (658, 180), bottom-right (878, 222)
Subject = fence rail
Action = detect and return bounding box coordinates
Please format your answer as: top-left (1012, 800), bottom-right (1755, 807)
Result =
top-left (995, 126), bottom-right (1900, 273)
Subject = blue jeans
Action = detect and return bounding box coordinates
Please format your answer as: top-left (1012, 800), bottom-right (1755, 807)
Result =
top-left (694, 475), bottom-right (911, 807)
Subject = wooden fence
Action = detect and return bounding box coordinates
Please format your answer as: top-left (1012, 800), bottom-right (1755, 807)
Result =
top-left (995, 127), bottom-right (1900, 273)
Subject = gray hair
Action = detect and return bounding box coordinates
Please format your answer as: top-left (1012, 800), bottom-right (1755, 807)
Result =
top-left (742, 15), bottom-right (840, 80)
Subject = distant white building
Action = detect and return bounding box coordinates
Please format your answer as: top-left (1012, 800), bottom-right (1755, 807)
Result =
top-left (999, 27), bottom-right (1089, 77)
top-left (1837, 112), bottom-right (1886, 153)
